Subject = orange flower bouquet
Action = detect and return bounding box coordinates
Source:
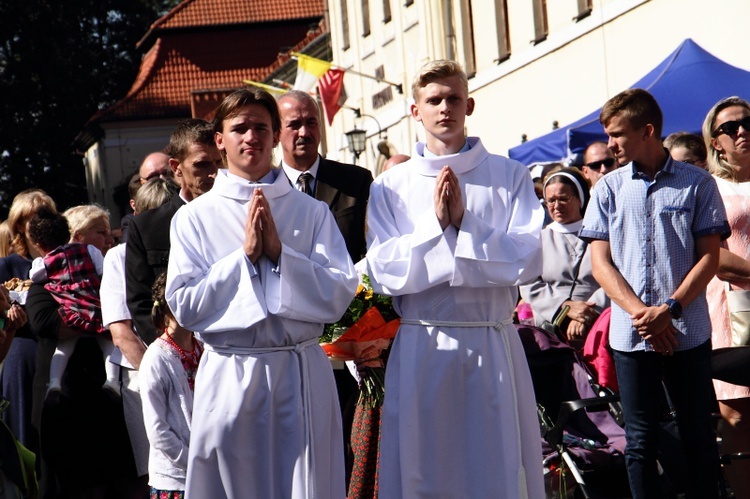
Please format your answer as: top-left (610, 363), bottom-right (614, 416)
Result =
top-left (320, 275), bottom-right (399, 407)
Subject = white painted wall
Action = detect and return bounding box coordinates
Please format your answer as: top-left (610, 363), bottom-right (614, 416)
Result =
top-left (82, 119), bottom-right (181, 224)
top-left (325, 0), bottom-right (750, 169)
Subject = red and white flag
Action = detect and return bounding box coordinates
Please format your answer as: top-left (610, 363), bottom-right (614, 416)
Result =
top-left (318, 68), bottom-right (347, 125)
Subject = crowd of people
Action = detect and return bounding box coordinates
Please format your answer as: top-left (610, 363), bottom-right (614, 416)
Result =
top-left (0, 58), bottom-right (748, 499)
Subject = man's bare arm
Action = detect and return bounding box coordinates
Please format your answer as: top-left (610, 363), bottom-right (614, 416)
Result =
top-left (590, 239), bottom-right (677, 353)
top-left (110, 320), bottom-right (147, 369)
top-left (589, 239), bottom-right (645, 315)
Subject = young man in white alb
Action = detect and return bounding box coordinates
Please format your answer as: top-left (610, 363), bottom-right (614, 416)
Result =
top-left (166, 89), bottom-right (357, 498)
top-left (366, 60), bottom-right (545, 498)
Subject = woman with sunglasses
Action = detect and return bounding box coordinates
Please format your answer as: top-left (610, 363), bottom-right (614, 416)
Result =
top-left (520, 166), bottom-right (609, 345)
top-left (703, 96), bottom-right (750, 498)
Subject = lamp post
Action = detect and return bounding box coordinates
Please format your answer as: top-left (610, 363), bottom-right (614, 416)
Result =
top-left (345, 127), bottom-right (367, 164)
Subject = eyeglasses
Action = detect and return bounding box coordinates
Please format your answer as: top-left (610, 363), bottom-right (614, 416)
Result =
top-left (140, 171), bottom-right (170, 183)
top-left (712, 116), bottom-right (750, 138)
top-left (584, 158), bottom-right (616, 170)
top-left (545, 196), bottom-right (574, 207)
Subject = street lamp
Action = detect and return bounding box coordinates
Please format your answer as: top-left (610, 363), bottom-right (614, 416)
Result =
top-left (345, 127), bottom-right (367, 163)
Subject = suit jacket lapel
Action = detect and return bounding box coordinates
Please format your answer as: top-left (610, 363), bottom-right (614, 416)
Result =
top-left (315, 159), bottom-right (338, 208)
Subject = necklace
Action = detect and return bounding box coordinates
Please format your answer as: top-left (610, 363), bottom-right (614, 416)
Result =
top-left (161, 332), bottom-right (203, 391)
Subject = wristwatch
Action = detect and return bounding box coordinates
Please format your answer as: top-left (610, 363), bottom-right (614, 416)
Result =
top-left (664, 298), bottom-right (682, 320)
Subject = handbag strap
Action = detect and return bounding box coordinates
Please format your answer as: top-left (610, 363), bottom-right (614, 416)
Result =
top-left (566, 240), bottom-right (589, 301)
top-left (551, 240), bottom-right (588, 327)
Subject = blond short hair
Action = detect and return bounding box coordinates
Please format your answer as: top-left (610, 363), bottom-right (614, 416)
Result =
top-left (63, 204), bottom-right (110, 239)
top-left (134, 178), bottom-right (180, 213)
top-left (411, 60), bottom-right (468, 101)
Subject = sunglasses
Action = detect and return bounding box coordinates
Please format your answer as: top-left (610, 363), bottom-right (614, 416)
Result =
top-left (713, 116), bottom-right (750, 138)
top-left (584, 157), bottom-right (616, 170)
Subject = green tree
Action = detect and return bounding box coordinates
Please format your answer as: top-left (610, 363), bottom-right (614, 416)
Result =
top-left (0, 0), bottom-right (178, 217)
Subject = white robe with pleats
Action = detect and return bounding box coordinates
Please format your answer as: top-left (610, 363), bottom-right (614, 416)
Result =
top-left (166, 168), bottom-right (357, 499)
top-left (366, 137), bottom-right (546, 499)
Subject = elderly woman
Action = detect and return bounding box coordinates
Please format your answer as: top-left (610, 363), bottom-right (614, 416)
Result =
top-left (703, 96), bottom-right (750, 498)
top-left (520, 166), bottom-right (608, 343)
top-left (63, 204), bottom-right (115, 256)
top-left (26, 203), bottom-right (138, 497)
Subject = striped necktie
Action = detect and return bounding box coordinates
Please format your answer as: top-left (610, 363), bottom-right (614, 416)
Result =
top-left (298, 172), bottom-right (314, 196)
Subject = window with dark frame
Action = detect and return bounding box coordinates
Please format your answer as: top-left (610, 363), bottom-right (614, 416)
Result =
top-left (531, 0), bottom-right (548, 44)
top-left (341, 0), bottom-right (350, 50)
top-left (362, 0), bottom-right (371, 37)
top-left (383, 0), bottom-right (392, 23)
top-left (574, 0), bottom-right (592, 21)
top-left (495, 0), bottom-right (511, 63)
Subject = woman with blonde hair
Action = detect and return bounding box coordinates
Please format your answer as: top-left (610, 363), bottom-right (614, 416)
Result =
top-left (25, 202), bottom-right (138, 495)
top-left (0, 221), bottom-right (14, 258)
top-left (1, 189), bottom-right (57, 279)
top-left (703, 96), bottom-right (750, 498)
top-left (63, 204), bottom-right (115, 256)
top-left (0, 189), bottom-right (53, 462)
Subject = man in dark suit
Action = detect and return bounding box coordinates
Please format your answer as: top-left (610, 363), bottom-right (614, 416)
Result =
top-left (125, 119), bottom-right (221, 346)
top-left (278, 91), bottom-right (373, 484)
top-left (278, 91), bottom-right (373, 263)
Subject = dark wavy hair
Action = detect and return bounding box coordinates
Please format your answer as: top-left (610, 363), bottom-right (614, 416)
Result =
top-left (27, 207), bottom-right (70, 254)
top-left (151, 271), bottom-right (172, 333)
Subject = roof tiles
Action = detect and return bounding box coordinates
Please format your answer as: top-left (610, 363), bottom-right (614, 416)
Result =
top-left (89, 0), bottom-right (325, 124)
top-left (154, 0), bottom-right (324, 30)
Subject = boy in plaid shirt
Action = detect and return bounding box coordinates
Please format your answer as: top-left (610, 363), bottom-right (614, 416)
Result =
top-left (28, 208), bottom-right (119, 401)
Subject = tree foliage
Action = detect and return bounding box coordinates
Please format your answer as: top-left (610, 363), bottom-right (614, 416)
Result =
top-left (0, 0), bottom-right (179, 217)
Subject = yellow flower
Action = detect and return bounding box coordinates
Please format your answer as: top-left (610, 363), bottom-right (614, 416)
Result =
top-left (364, 289), bottom-right (374, 300)
top-left (355, 284), bottom-right (365, 296)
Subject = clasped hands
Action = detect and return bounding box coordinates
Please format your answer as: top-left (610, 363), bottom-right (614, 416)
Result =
top-left (631, 304), bottom-right (678, 355)
top-left (564, 300), bottom-right (598, 341)
top-left (244, 189), bottom-right (281, 265)
top-left (434, 166), bottom-right (464, 231)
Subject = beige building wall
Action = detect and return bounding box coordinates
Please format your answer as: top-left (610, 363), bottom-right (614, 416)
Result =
top-left (325, 0), bottom-right (750, 170)
top-left (82, 120), bottom-right (179, 224)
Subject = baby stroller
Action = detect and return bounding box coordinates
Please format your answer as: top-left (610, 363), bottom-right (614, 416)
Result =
top-left (517, 324), bottom-right (630, 498)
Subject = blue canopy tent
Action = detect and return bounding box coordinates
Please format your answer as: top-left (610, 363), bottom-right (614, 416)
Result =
top-left (509, 39), bottom-right (750, 165)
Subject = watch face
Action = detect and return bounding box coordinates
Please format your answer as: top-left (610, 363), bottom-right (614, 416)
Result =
top-left (667, 299), bottom-right (682, 318)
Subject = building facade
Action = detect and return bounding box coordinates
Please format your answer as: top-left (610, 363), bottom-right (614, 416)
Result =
top-left (324, 0), bottom-right (750, 170)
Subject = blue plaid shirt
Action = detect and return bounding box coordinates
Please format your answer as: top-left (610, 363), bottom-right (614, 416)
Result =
top-left (580, 157), bottom-right (729, 352)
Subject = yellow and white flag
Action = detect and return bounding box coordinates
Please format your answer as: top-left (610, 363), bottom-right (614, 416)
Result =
top-left (242, 80), bottom-right (288, 96)
top-left (293, 53), bottom-right (331, 91)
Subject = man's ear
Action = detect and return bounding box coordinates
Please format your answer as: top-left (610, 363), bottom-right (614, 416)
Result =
top-left (273, 131), bottom-right (280, 148)
top-left (410, 102), bottom-right (422, 123)
top-left (643, 123), bottom-right (655, 140)
top-left (466, 97), bottom-right (475, 117)
top-left (129, 199), bottom-right (136, 212)
top-left (214, 131), bottom-right (225, 152)
top-left (169, 157), bottom-right (181, 177)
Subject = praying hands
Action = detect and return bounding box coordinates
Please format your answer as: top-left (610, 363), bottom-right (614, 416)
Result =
top-left (434, 165), bottom-right (464, 230)
top-left (244, 189), bottom-right (281, 264)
